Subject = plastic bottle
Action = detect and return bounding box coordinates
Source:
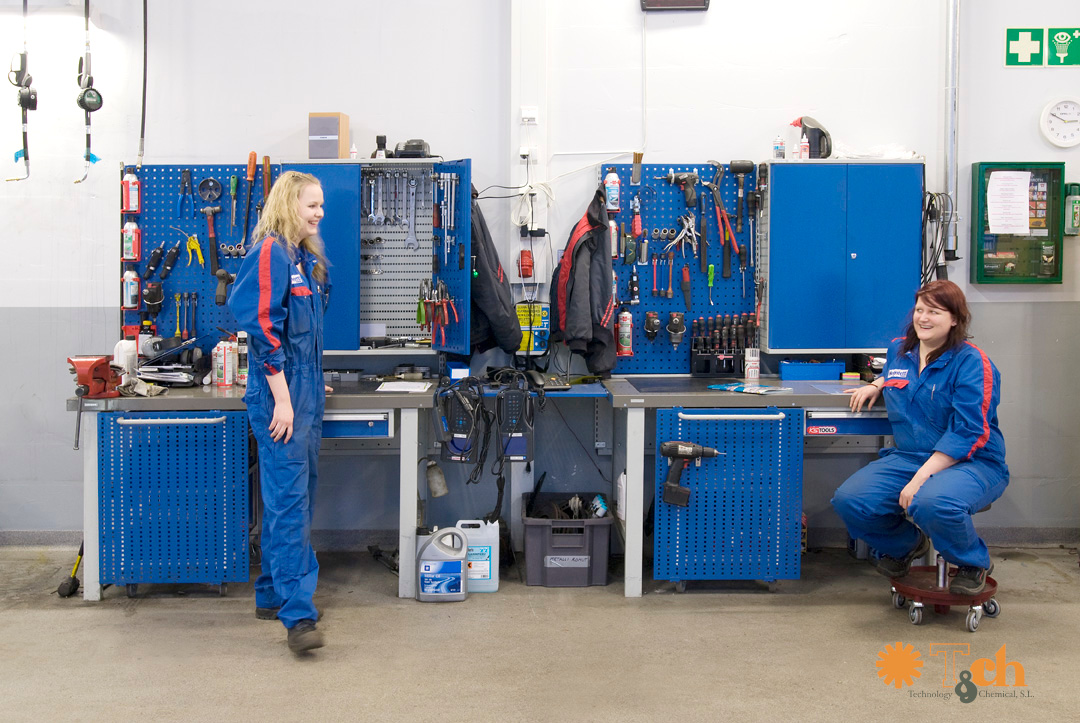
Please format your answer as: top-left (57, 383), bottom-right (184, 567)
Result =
top-left (111, 335), bottom-right (137, 382)
top-left (349, 143), bottom-right (358, 160)
top-left (603, 167), bottom-right (621, 214)
top-left (457, 519), bottom-right (499, 592)
top-left (1065, 183), bottom-right (1080, 236)
top-left (121, 264), bottom-right (140, 309)
top-left (773, 135), bottom-right (786, 159)
top-left (121, 170), bottom-right (141, 214)
top-left (122, 220), bottom-right (141, 261)
top-left (236, 331), bottom-right (248, 385)
top-left (416, 527), bottom-right (469, 602)
top-left (799, 133), bottom-right (810, 160)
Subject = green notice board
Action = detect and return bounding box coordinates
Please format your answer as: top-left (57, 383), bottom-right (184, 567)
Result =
top-left (970, 162), bottom-right (1064, 284)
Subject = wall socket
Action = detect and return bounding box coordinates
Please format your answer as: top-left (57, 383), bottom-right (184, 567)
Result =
top-left (520, 105), bottom-right (538, 124)
top-left (518, 145), bottom-right (537, 163)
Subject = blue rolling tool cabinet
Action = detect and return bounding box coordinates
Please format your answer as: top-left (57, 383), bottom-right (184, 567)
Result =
top-left (653, 407), bottom-right (804, 590)
top-left (98, 411), bottom-right (250, 596)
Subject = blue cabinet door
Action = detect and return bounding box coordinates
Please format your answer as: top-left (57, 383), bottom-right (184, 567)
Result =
top-left (768, 163), bottom-right (847, 350)
top-left (284, 163), bottom-right (361, 350)
top-left (846, 164), bottom-right (923, 349)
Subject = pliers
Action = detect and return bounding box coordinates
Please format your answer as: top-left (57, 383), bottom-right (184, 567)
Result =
top-left (176, 169), bottom-right (195, 218)
top-left (437, 280), bottom-right (458, 323)
top-left (416, 279), bottom-right (434, 333)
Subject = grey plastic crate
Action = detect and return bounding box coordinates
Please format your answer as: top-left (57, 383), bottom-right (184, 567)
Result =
top-left (522, 493), bottom-right (613, 587)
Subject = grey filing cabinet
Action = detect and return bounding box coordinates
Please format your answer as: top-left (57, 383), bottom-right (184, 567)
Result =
top-left (758, 160), bottom-right (924, 353)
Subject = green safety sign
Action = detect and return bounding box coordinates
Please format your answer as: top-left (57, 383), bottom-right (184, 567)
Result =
top-left (1047, 28), bottom-right (1080, 65)
top-left (1005, 28), bottom-right (1044, 66)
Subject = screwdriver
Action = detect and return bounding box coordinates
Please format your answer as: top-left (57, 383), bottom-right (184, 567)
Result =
top-left (681, 265), bottom-right (691, 311)
top-left (243, 152), bottom-right (256, 243)
top-left (707, 263), bottom-right (715, 306)
top-left (698, 193), bottom-right (708, 274)
top-left (257, 155), bottom-right (271, 220)
top-left (667, 251), bottom-right (674, 298)
top-left (229, 175), bottom-right (238, 231)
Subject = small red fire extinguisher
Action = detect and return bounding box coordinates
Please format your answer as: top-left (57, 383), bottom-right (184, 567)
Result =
top-left (616, 306), bottom-right (633, 357)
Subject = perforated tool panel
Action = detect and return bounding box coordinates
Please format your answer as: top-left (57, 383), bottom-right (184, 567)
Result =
top-left (605, 163), bottom-right (755, 374)
top-left (431, 160), bottom-right (472, 354)
top-left (122, 164), bottom-right (280, 353)
top-left (98, 411), bottom-right (249, 585)
top-left (653, 407), bottom-right (803, 583)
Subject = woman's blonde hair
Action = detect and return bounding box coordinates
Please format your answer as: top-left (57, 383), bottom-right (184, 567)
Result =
top-left (251, 170), bottom-right (328, 281)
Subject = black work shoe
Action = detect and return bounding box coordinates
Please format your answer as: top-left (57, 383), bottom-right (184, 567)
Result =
top-left (872, 533), bottom-right (931, 579)
top-left (287, 620), bottom-right (324, 654)
top-left (256, 607), bottom-right (322, 622)
top-left (949, 563), bottom-right (994, 596)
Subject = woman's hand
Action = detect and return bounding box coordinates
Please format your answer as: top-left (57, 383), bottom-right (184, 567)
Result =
top-left (899, 478), bottom-right (925, 510)
top-left (325, 385), bottom-right (334, 394)
top-left (845, 383), bottom-right (882, 412)
top-left (269, 400), bottom-right (294, 443)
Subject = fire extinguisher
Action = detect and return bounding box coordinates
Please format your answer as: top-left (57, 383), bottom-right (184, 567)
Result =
top-left (616, 306), bottom-right (633, 357)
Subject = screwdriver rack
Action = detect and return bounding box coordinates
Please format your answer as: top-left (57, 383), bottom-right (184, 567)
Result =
top-left (120, 163), bottom-right (279, 355)
top-left (604, 163), bottom-right (756, 375)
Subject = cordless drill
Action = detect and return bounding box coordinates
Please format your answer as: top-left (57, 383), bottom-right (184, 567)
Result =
top-left (654, 169), bottom-right (700, 208)
top-left (660, 440), bottom-right (720, 507)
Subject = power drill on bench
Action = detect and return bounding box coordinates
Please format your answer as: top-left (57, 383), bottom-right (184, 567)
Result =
top-left (660, 440), bottom-right (720, 507)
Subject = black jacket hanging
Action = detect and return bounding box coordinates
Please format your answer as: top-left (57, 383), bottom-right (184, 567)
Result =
top-left (469, 188), bottom-right (522, 355)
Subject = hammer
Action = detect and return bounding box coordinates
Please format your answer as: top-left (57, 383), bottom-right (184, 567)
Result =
top-left (200, 205), bottom-right (222, 275)
top-left (728, 161), bottom-right (755, 234)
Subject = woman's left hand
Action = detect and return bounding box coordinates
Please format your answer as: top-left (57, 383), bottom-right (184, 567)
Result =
top-left (325, 385), bottom-right (334, 394)
top-left (899, 478), bottom-right (925, 510)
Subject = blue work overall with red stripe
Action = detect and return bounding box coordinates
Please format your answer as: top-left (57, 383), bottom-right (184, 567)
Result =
top-left (832, 340), bottom-right (1008, 569)
top-left (228, 233), bottom-right (329, 628)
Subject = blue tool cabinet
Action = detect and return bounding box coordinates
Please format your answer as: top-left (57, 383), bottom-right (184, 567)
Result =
top-left (760, 161), bottom-right (923, 353)
top-left (653, 407), bottom-right (804, 587)
top-left (98, 411), bottom-right (250, 593)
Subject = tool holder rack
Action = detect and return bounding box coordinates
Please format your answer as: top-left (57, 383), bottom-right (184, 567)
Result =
top-left (120, 163), bottom-right (280, 355)
top-left (604, 163), bottom-right (756, 375)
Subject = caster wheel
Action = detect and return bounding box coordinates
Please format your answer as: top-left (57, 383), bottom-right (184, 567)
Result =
top-left (966, 608), bottom-right (981, 633)
top-left (219, 583), bottom-right (229, 597)
top-left (983, 598), bottom-right (1000, 618)
top-left (909, 605), bottom-right (923, 625)
top-left (674, 581), bottom-right (687, 594)
top-left (892, 592), bottom-right (907, 609)
top-left (126, 584), bottom-right (138, 598)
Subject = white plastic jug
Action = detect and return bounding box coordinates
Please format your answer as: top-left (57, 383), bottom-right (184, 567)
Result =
top-left (457, 519), bottom-right (500, 593)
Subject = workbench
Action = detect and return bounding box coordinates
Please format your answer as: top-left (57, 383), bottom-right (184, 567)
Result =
top-left (604, 376), bottom-right (887, 598)
top-left (68, 382), bottom-right (432, 602)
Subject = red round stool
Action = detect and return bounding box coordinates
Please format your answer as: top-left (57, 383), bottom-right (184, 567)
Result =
top-left (890, 554), bottom-right (999, 632)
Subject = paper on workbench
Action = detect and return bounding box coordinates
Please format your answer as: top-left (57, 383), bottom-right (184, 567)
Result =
top-left (376, 381), bottom-right (432, 392)
top-left (707, 383), bottom-right (792, 394)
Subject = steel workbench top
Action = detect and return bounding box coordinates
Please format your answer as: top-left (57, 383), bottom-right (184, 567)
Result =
top-left (603, 376), bottom-right (865, 409)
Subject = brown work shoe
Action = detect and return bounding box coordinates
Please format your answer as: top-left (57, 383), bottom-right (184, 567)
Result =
top-left (287, 620), bottom-right (324, 654)
top-left (872, 533), bottom-right (930, 579)
top-left (949, 563), bottom-right (994, 596)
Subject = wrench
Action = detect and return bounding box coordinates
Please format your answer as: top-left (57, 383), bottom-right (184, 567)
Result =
top-left (391, 171), bottom-right (401, 225)
top-left (374, 174), bottom-right (385, 225)
top-left (400, 173), bottom-right (409, 228)
top-left (367, 176), bottom-right (376, 223)
top-left (405, 178), bottom-right (419, 250)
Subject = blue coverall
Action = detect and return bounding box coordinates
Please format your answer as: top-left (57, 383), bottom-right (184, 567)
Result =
top-left (831, 340), bottom-right (1008, 570)
top-left (228, 234), bottom-right (328, 628)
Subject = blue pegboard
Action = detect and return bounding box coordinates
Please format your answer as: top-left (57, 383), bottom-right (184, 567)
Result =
top-left (605, 163), bottom-right (756, 374)
top-left (653, 407), bottom-right (803, 583)
top-left (432, 159), bottom-right (472, 355)
top-left (121, 163), bottom-right (280, 354)
top-left (98, 411), bottom-right (250, 586)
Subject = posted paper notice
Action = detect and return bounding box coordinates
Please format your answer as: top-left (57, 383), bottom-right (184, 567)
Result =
top-left (986, 171), bottom-right (1031, 235)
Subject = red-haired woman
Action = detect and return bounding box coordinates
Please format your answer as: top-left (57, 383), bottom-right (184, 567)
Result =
top-left (832, 280), bottom-right (1007, 595)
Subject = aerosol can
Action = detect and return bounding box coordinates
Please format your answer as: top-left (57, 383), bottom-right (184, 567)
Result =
top-left (604, 167), bottom-right (621, 214)
top-left (121, 170), bottom-right (141, 214)
top-left (616, 306), bottom-right (633, 357)
top-left (122, 220), bottom-right (141, 261)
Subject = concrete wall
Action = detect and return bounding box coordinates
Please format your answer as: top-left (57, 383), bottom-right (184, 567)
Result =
top-left (1, 0), bottom-right (1076, 542)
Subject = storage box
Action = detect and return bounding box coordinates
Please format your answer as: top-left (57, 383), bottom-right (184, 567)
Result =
top-left (779, 360), bottom-right (844, 381)
top-left (522, 493), bottom-right (613, 587)
top-left (308, 112), bottom-right (350, 159)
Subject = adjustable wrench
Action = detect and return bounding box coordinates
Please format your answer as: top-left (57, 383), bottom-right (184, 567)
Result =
top-left (405, 178), bottom-right (419, 250)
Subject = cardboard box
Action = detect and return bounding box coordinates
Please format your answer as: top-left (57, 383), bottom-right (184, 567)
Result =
top-left (308, 112), bottom-right (350, 159)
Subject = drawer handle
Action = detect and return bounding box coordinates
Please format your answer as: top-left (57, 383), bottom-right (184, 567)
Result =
top-left (677, 412), bottom-right (786, 422)
top-left (116, 416), bottom-right (227, 426)
top-left (806, 411), bottom-right (888, 419)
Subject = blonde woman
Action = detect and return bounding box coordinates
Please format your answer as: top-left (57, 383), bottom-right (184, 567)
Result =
top-left (229, 171), bottom-right (331, 654)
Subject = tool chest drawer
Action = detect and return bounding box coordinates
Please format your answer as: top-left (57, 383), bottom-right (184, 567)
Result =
top-left (97, 411), bottom-right (250, 587)
top-left (653, 407), bottom-right (804, 585)
top-left (321, 411), bottom-right (394, 438)
top-left (804, 408), bottom-right (892, 436)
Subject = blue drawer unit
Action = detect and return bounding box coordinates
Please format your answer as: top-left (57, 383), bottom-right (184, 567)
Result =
top-left (321, 411), bottom-right (394, 438)
top-left (98, 411), bottom-right (250, 588)
top-left (654, 407), bottom-right (804, 585)
top-left (804, 408), bottom-right (892, 436)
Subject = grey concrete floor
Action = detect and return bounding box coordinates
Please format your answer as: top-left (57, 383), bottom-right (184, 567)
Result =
top-left (0, 545), bottom-right (1078, 722)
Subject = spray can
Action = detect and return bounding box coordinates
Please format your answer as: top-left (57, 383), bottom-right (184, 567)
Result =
top-left (603, 167), bottom-right (621, 214)
top-left (121, 170), bottom-right (141, 214)
top-left (122, 220), bottom-right (141, 261)
top-left (121, 264), bottom-right (140, 310)
top-left (236, 331), bottom-right (248, 385)
top-left (213, 338), bottom-right (236, 387)
top-left (616, 306), bottom-right (633, 357)
top-left (773, 135), bottom-right (786, 159)
top-left (416, 527), bottom-right (469, 602)
top-left (1065, 183), bottom-right (1080, 236)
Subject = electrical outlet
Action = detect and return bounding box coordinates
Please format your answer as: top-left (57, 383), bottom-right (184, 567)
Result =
top-left (518, 146), bottom-right (537, 164)
top-left (520, 105), bottom-right (538, 124)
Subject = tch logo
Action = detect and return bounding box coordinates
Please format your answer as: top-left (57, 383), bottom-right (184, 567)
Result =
top-left (876, 641), bottom-right (924, 688)
top-left (876, 642), bottom-right (1030, 703)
